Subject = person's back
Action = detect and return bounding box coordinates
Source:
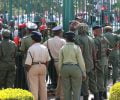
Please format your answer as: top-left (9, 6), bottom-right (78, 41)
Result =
top-left (25, 31), bottom-right (49, 100)
top-left (0, 29), bottom-right (16, 88)
top-left (75, 23), bottom-right (99, 100)
top-left (104, 32), bottom-right (119, 48)
top-left (0, 39), bottom-right (16, 64)
top-left (20, 35), bottom-right (33, 54)
top-left (75, 34), bottom-right (94, 72)
top-left (45, 36), bottom-right (65, 60)
top-left (28, 43), bottom-right (50, 63)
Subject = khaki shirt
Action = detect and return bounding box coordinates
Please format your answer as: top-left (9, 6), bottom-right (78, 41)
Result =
top-left (59, 42), bottom-right (86, 76)
top-left (25, 43), bottom-right (50, 66)
top-left (44, 36), bottom-right (66, 60)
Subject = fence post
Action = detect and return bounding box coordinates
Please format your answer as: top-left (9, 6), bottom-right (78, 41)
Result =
top-left (9, 0), bottom-right (13, 21)
top-left (63, 0), bottom-right (74, 32)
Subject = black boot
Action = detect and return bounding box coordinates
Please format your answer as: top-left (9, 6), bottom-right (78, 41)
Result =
top-left (83, 95), bottom-right (88, 100)
top-left (113, 79), bottom-right (116, 84)
top-left (94, 93), bottom-right (100, 100)
top-left (103, 91), bottom-right (107, 99)
top-left (99, 92), bottom-right (104, 100)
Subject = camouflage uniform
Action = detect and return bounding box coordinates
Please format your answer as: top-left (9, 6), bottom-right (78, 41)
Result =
top-left (94, 36), bottom-right (109, 91)
top-left (0, 29), bottom-right (17, 88)
top-left (75, 23), bottom-right (99, 100)
top-left (93, 26), bottom-right (109, 99)
top-left (104, 26), bottom-right (120, 84)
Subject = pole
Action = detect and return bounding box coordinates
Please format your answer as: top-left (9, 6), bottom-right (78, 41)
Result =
top-left (63, 0), bottom-right (74, 32)
top-left (9, 0), bottom-right (13, 21)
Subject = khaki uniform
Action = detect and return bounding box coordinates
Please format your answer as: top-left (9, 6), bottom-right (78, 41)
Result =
top-left (0, 39), bottom-right (16, 88)
top-left (25, 43), bottom-right (50, 100)
top-left (44, 36), bottom-right (66, 98)
top-left (59, 42), bottom-right (86, 100)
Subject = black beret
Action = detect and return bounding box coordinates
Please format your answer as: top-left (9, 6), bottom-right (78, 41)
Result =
top-left (31, 31), bottom-right (41, 41)
top-left (92, 26), bottom-right (102, 30)
top-left (64, 31), bottom-right (75, 37)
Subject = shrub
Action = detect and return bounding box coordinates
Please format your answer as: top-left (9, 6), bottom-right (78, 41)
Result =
top-left (109, 82), bottom-right (120, 100)
top-left (0, 88), bottom-right (34, 100)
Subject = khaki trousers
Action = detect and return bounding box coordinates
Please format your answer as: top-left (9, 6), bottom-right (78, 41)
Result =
top-left (27, 64), bottom-right (47, 100)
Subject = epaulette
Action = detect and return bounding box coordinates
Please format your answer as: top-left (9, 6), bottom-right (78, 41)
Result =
top-left (23, 36), bottom-right (29, 39)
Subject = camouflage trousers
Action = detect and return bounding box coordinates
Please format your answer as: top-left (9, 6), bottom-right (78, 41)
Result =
top-left (81, 69), bottom-right (98, 96)
top-left (0, 68), bottom-right (16, 89)
top-left (96, 64), bottom-right (108, 92)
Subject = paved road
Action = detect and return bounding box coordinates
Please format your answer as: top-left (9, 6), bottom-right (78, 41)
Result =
top-left (48, 79), bottom-right (116, 100)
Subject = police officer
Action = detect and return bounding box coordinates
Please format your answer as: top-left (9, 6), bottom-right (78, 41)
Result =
top-left (59, 31), bottom-right (86, 100)
top-left (25, 31), bottom-right (50, 100)
top-left (19, 22), bottom-right (37, 89)
top-left (0, 29), bottom-right (17, 88)
top-left (44, 26), bottom-right (66, 99)
top-left (93, 26), bottom-right (109, 100)
top-left (75, 23), bottom-right (99, 100)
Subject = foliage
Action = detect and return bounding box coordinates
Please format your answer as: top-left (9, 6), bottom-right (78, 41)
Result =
top-left (0, 0), bottom-right (63, 16)
top-left (109, 82), bottom-right (120, 100)
top-left (0, 88), bottom-right (34, 100)
top-left (112, 0), bottom-right (120, 9)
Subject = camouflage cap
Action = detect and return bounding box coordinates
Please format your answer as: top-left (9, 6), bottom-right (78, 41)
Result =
top-left (104, 25), bottom-right (112, 30)
top-left (78, 23), bottom-right (88, 33)
top-left (2, 29), bottom-right (10, 37)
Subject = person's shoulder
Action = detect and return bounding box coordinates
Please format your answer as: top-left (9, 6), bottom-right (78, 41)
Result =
top-left (74, 44), bottom-right (80, 49)
top-left (9, 40), bottom-right (16, 45)
top-left (41, 44), bottom-right (47, 49)
top-left (22, 35), bottom-right (31, 40)
top-left (60, 38), bottom-right (66, 43)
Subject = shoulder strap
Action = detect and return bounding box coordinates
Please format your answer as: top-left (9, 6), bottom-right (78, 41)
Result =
top-left (47, 40), bottom-right (54, 59)
top-left (28, 51), bottom-right (33, 63)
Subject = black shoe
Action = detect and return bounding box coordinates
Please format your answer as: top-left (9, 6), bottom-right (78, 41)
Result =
top-left (113, 79), bottom-right (116, 84)
top-left (94, 93), bottom-right (99, 100)
top-left (99, 92), bottom-right (104, 100)
top-left (83, 95), bottom-right (88, 100)
top-left (103, 91), bottom-right (107, 99)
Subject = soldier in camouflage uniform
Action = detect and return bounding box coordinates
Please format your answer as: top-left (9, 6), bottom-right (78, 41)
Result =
top-left (0, 29), bottom-right (17, 88)
top-left (75, 23), bottom-right (99, 100)
top-left (93, 26), bottom-right (109, 100)
top-left (104, 26), bottom-right (120, 84)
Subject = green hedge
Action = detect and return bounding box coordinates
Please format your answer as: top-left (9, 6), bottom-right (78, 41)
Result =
top-left (0, 88), bottom-right (34, 100)
top-left (109, 82), bottom-right (120, 100)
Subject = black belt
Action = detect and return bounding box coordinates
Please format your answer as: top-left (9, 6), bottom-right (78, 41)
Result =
top-left (32, 62), bottom-right (46, 65)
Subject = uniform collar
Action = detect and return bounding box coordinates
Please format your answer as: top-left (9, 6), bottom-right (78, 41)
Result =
top-left (66, 42), bottom-right (74, 45)
top-left (33, 43), bottom-right (41, 45)
top-left (54, 36), bottom-right (61, 38)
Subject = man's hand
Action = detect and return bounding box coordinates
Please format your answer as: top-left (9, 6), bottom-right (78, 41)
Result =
top-left (82, 75), bottom-right (87, 81)
top-left (25, 65), bottom-right (31, 72)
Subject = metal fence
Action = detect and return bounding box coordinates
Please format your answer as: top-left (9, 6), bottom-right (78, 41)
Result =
top-left (74, 0), bottom-right (120, 31)
top-left (0, 0), bottom-right (119, 31)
